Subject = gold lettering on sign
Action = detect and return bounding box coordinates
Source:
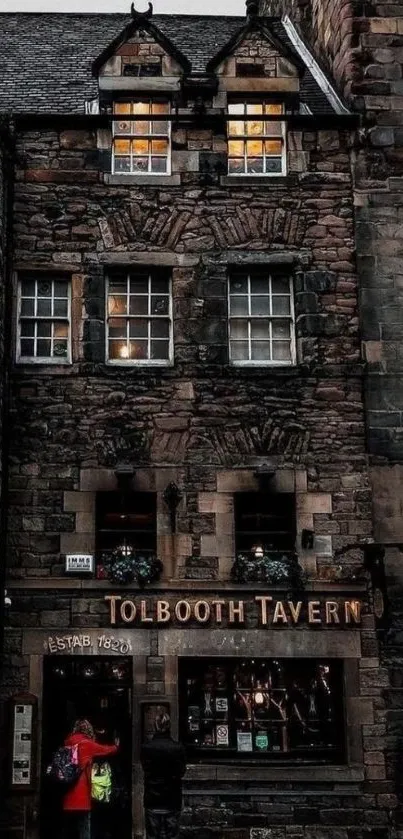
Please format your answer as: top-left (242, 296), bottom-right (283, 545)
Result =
top-left (105, 595), bottom-right (122, 626)
top-left (211, 600), bottom-right (225, 622)
top-left (140, 600), bottom-right (153, 623)
top-left (175, 600), bottom-right (191, 623)
top-left (345, 600), bottom-right (361, 624)
top-left (288, 601), bottom-right (302, 624)
top-left (308, 601), bottom-right (321, 624)
top-left (157, 600), bottom-right (171, 623)
top-left (121, 600), bottom-right (136, 623)
top-left (325, 601), bottom-right (340, 624)
top-left (229, 600), bottom-right (244, 624)
top-left (273, 601), bottom-right (288, 624)
top-left (255, 596), bottom-right (273, 625)
top-left (194, 600), bottom-right (211, 623)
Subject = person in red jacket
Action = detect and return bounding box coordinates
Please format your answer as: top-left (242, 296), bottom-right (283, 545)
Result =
top-left (63, 719), bottom-right (118, 839)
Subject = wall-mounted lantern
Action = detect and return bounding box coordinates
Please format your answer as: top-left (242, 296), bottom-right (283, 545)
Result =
top-left (254, 462), bottom-right (277, 491)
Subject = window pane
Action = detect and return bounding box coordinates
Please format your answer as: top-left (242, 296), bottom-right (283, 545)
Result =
top-left (228, 103), bottom-right (245, 115)
top-left (272, 321), bottom-right (291, 340)
top-left (114, 102), bottom-right (131, 115)
top-left (135, 101), bottom-right (150, 115)
top-left (21, 280), bottom-right (35, 297)
top-left (247, 158), bottom-right (264, 174)
top-left (108, 340), bottom-right (128, 360)
top-left (251, 320), bottom-right (270, 339)
top-left (228, 121), bottom-right (245, 137)
top-left (109, 278), bottom-right (127, 294)
top-left (129, 296), bottom-right (148, 315)
top-left (132, 121), bottom-right (149, 135)
top-left (151, 296), bottom-right (169, 315)
top-left (230, 341), bottom-right (249, 360)
top-left (247, 140), bottom-right (263, 156)
top-left (129, 319), bottom-right (148, 338)
top-left (151, 121), bottom-right (168, 135)
top-left (251, 296), bottom-right (270, 315)
top-left (230, 297), bottom-right (248, 316)
top-left (151, 340), bottom-right (170, 360)
top-left (53, 341), bottom-right (68, 358)
top-left (132, 138), bottom-right (149, 155)
top-left (53, 299), bottom-right (68, 317)
top-left (230, 277), bottom-right (248, 294)
top-left (251, 341), bottom-right (271, 361)
top-left (265, 140), bottom-right (282, 155)
top-left (151, 139), bottom-right (168, 154)
top-left (132, 157), bottom-right (148, 172)
top-left (151, 157), bottom-right (167, 172)
top-left (151, 319), bottom-right (170, 338)
top-left (272, 341), bottom-right (292, 361)
top-left (54, 281), bottom-right (68, 298)
top-left (230, 319), bottom-right (248, 340)
top-left (114, 157), bottom-right (131, 173)
top-left (109, 320), bottom-right (127, 339)
top-left (37, 281), bottom-right (51, 297)
top-left (130, 276), bottom-right (148, 294)
top-left (114, 139), bottom-right (131, 155)
top-left (129, 340), bottom-right (148, 360)
top-left (272, 277), bottom-right (290, 294)
top-left (247, 120), bottom-right (263, 136)
top-left (20, 321), bottom-right (35, 337)
top-left (228, 158), bottom-right (245, 174)
top-left (228, 140), bottom-right (244, 157)
top-left (151, 277), bottom-right (169, 294)
top-left (265, 103), bottom-right (283, 115)
top-left (37, 322), bottom-right (51, 337)
top-left (54, 323), bottom-right (69, 339)
top-left (108, 296), bottom-right (127, 316)
top-left (20, 339), bottom-right (34, 357)
top-left (265, 121), bottom-right (283, 136)
top-left (247, 103), bottom-right (263, 115)
top-left (250, 277), bottom-right (269, 295)
top-left (272, 296), bottom-right (291, 316)
top-left (36, 339), bottom-right (51, 357)
top-left (152, 101), bottom-right (169, 114)
top-left (265, 158), bottom-right (282, 174)
top-left (37, 299), bottom-right (52, 316)
top-left (21, 299), bottom-right (34, 316)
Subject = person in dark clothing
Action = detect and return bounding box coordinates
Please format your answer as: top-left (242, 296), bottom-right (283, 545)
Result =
top-left (140, 712), bottom-right (186, 839)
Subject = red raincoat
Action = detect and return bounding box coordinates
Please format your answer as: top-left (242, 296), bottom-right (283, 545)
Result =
top-left (63, 732), bottom-right (118, 812)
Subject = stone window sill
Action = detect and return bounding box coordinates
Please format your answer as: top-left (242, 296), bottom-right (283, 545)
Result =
top-left (104, 173), bottom-right (181, 186)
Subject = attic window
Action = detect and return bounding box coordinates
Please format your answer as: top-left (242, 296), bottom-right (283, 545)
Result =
top-left (227, 101), bottom-right (286, 176)
top-left (236, 62), bottom-right (265, 77)
top-left (112, 99), bottom-right (170, 175)
top-left (123, 63), bottom-right (162, 78)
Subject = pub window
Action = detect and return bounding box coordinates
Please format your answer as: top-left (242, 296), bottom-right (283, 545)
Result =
top-left (235, 492), bottom-right (296, 556)
top-left (96, 492), bottom-right (157, 558)
top-left (106, 269), bottom-right (173, 364)
top-left (227, 101), bottom-right (286, 175)
top-left (17, 275), bottom-right (71, 364)
top-left (112, 99), bottom-right (170, 174)
top-left (179, 657), bottom-right (344, 762)
top-left (228, 272), bottom-right (295, 365)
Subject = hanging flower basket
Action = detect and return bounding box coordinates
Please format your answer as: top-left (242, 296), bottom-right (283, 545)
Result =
top-left (231, 551), bottom-right (305, 589)
top-left (99, 548), bottom-right (162, 587)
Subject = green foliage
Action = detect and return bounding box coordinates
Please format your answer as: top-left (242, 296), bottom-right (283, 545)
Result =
top-left (231, 551), bottom-right (305, 589)
top-left (100, 548), bottom-right (162, 586)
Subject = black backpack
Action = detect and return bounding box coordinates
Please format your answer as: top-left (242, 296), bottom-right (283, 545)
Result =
top-left (46, 744), bottom-right (82, 787)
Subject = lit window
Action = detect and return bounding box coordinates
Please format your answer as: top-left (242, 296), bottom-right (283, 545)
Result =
top-left (228, 272), bottom-right (295, 365)
top-left (180, 657), bottom-right (344, 762)
top-left (17, 275), bottom-right (71, 363)
top-left (112, 99), bottom-right (170, 174)
top-left (227, 101), bottom-right (285, 175)
top-left (106, 270), bottom-right (172, 364)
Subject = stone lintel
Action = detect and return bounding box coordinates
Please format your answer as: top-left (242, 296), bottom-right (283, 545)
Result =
top-left (99, 76), bottom-right (180, 91)
top-left (158, 629), bottom-right (361, 657)
top-left (219, 77), bottom-right (299, 92)
top-left (97, 252), bottom-right (198, 267)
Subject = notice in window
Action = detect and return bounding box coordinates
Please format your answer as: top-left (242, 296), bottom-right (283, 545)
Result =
top-left (12, 705), bottom-right (33, 785)
top-left (237, 731), bottom-right (253, 752)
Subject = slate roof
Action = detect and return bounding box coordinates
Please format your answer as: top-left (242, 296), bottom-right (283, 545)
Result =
top-left (0, 13), bottom-right (342, 115)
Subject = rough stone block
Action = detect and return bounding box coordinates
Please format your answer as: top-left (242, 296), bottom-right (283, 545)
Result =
top-left (64, 491), bottom-right (95, 513)
top-left (297, 493), bottom-right (332, 514)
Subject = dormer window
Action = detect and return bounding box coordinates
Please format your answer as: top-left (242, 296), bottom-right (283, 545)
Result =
top-left (112, 99), bottom-right (170, 174)
top-left (227, 101), bottom-right (286, 176)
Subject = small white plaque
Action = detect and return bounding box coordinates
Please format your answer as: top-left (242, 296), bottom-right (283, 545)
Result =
top-left (65, 554), bottom-right (94, 574)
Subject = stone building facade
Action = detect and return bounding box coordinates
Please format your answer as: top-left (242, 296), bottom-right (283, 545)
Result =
top-left (0, 6), bottom-right (396, 839)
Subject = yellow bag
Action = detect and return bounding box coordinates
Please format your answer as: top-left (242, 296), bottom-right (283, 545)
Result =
top-left (91, 761), bottom-right (112, 803)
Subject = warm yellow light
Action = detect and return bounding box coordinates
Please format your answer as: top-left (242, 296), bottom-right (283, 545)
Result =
top-left (119, 344), bottom-right (129, 359)
top-left (253, 544), bottom-right (264, 558)
top-left (254, 691), bottom-right (264, 705)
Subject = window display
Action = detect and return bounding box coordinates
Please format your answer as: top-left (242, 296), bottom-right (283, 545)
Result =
top-left (179, 658), bottom-right (344, 762)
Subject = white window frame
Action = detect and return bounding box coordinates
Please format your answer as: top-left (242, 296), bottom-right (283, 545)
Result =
top-left (16, 275), bottom-right (72, 365)
top-left (106, 270), bottom-right (173, 366)
top-left (227, 100), bottom-right (287, 177)
top-left (228, 272), bottom-right (296, 366)
top-left (112, 99), bottom-right (171, 176)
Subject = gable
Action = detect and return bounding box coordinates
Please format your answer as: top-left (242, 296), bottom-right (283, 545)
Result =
top-left (216, 31), bottom-right (299, 80)
top-left (99, 29), bottom-right (183, 79)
